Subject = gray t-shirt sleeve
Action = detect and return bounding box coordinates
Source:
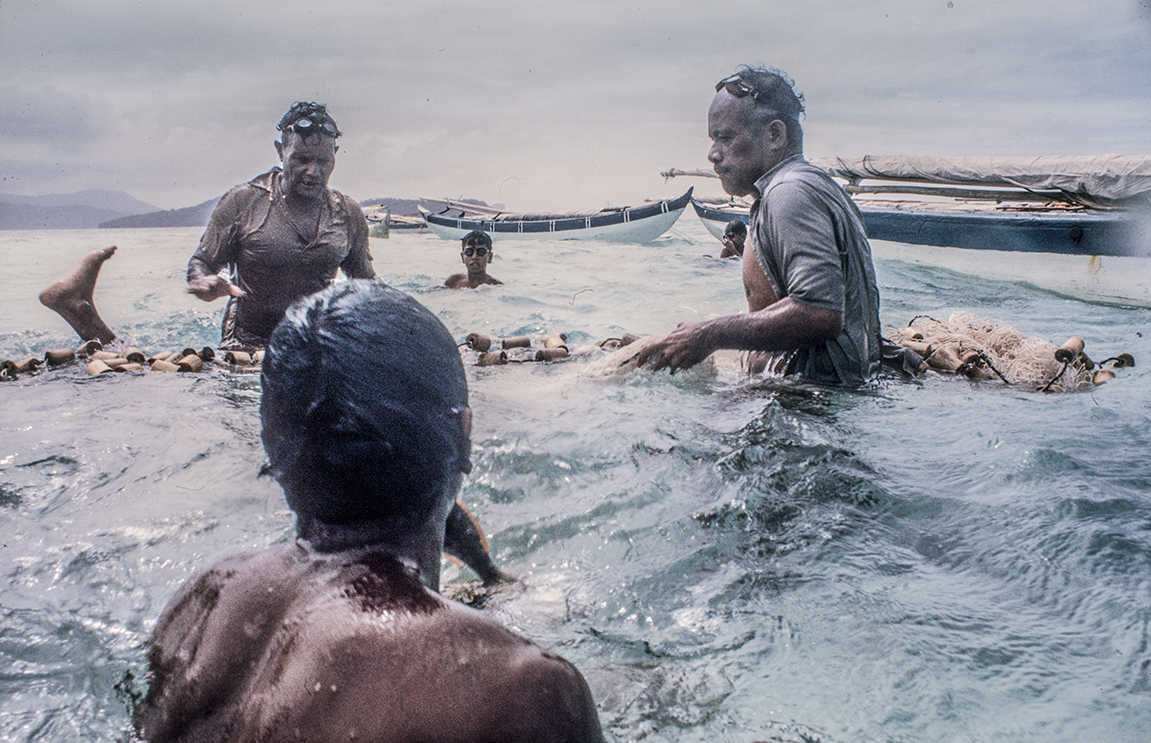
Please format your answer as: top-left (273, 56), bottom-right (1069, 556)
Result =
top-left (762, 180), bottom-right (845, 313)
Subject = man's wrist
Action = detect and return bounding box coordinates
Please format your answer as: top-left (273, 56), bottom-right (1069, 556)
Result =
top-left (697, 319), bottom-right (725, 353)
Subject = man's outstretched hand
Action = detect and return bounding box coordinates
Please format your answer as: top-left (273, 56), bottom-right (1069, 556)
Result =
top-left (628, 321), bottom-right (715, 374)
top-left (187, 275), bottom-right (245, 301)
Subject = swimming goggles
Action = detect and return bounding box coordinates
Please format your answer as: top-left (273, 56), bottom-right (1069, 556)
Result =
top-left (277, 102), bottom-right (341, 137)
top-left (714, 75), bottom-right (788, 119)
top-left (463, 246), bottom-right (489, 257)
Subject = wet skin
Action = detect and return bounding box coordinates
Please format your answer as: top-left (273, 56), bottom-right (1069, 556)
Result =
top-left (135, 543), bottom-right (603, 743)
top-left (631, 90), bottom-right (842, 373)
top-left (38, 245), bottom-right (119, 343)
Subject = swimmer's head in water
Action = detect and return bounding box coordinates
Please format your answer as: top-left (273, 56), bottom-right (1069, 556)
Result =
top-left (723, 220), bottom-right (747, 239)
top-left (260, 280), bottom-right (470, 527)
top-left (460, 230), bottom-right (492, 250)
top-left (460, 231), bottom-right (493, 268)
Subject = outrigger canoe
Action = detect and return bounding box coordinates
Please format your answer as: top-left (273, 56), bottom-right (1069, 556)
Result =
top-left (666, 156), bottom-right (1151, 306)
top-left (418, 188), bottom-right (692, 242)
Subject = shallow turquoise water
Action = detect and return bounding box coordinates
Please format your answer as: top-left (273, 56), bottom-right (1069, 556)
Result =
top-left (1, 221), bottom-right (1149, 741)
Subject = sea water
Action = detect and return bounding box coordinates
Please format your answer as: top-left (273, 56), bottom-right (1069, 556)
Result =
top-left (1, 220), bottom-right (1149, 742)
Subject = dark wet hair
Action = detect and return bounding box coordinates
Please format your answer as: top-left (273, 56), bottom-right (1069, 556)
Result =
top-left (724, 220), bottom-right (747, 238)
top-left (276, 101), bottom-right (341, 142)
top-left (460, 230), bottom-right (492, 250)
top-left (725, 65), bottom-right (805, 147)
top-left (260, 280), bottom-right (468, 525)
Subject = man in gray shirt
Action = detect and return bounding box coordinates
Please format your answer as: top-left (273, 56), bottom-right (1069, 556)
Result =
top-left (634, 66), bottom-right (883, 387)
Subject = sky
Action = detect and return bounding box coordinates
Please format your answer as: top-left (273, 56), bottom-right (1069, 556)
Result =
top-left (2, 0), bottom-right (1150, 211)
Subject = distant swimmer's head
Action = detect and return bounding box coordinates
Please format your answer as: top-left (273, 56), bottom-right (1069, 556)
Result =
top-left (460, 230), bottom-right (493, 270)
top-left (260, 280), bottom-right (471, 533)
top-left (275, 101), bottom-right (340, 201)
top-left (723, 220), bottom-right (747, 240)
top-left (722, 219), bottom-right (747, 256)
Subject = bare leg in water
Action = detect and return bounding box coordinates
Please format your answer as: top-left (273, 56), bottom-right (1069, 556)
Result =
top-left (38, 245), bottom-right (118, 345)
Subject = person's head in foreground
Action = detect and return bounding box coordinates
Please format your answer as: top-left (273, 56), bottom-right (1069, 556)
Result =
top-left (446, 230), bottom-right (501, 288)
top-left (136, 280), bottom-right (604, 743)
top-left (709, 65), bottom-right (806, 197)
top-left (274, 101), bottom-right (342, 202)
top-left (721, 219), bottom-right (747, 257)
top-left (261, 279), bottom-right (470, 585)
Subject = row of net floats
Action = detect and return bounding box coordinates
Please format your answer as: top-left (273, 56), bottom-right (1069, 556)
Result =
top-left (462, 332), bottom-right (571, 366)
top-left (887, 315), bottom-right (1134, 392)
top-left (461, 332), bottom-right (643, 366)
top-left (0, 339), bottom-right (264, 381)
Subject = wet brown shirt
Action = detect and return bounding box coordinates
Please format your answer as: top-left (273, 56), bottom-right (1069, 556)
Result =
top-left (187, 169), bottom-right (374, 348)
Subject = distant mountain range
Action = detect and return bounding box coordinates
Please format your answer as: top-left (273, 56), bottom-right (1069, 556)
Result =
top-left (0, 190), bottom-right (161, 230)
top-left (99, 198), bottom-right (221, 228)
top-left (0, 188), bottom-right (489, 230)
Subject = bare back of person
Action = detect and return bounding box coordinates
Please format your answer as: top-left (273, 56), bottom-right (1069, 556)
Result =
top-left (138, 543), bottom-right (602, 743)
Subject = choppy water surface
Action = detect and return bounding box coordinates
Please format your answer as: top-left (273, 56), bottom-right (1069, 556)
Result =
top-left (1, 221), bottom-right (1149, 742)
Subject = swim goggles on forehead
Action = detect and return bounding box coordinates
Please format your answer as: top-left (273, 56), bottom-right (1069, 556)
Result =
top-left (277, 102), bottom-right (341, 137)
top-left (715, 74), bottom-right (792, 116)
top-left (463, 246), bottom-right (489, 257)
top-left (715, 74), bottom-right (766, 101)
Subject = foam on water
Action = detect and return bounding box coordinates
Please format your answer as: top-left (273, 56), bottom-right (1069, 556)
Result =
top-left (1, 221), bottom-right (1150, 741)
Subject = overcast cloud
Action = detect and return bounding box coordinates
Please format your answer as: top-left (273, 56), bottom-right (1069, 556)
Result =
top-left (2, 0), bottom-right (1150, 210)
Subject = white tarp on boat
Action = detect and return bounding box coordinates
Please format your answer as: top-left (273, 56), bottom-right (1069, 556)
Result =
top-left (813, 155), bottom-right (1151, 207)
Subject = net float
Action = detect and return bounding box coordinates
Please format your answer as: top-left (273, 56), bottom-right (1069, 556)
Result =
top-left (465, 333), bottom-right (492, 352)
top-left (535, 348), bottom-right (570, 362)
top-left (76, 339), bottom-right (103, 356)
top-left (44, 348), bottom-right (76, 366)
top-left (86, 358), bottom-right (114, 375)
top-left (1054, 336), bottom-right (1084, 363)
top-left (177, 354), bottom-right (203, 372)
top-left (12, 358), bottom-right (42, 373)
top-left (476, 351), bottom-right (508, 366)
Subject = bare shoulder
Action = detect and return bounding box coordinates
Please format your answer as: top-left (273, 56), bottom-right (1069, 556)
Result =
top-left (445, 273), bottom-right (468, 288)
top-left (150, 547), bottom-right (286, 640)
top-left (137, 545), bottom-right (305, 741)
top-left (270, 600), bottom-right (605, 742)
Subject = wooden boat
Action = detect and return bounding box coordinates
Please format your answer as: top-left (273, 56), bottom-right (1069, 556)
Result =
top-left (691, 196), bottom-right (1146, 258)
top-left (418, 188), bottom-right (693, 242)
top-left (666, 156), bottom-right (1151, 306)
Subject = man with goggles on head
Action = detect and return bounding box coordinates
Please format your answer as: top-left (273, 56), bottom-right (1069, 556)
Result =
top-left (185, 101), bottom-right (376, 350)
top-left (185, 102), bottom-right (509, 587)
top-left (633, 66), bottom-right (889, 387)
top-left (445, 230), bottom-right (503, 289)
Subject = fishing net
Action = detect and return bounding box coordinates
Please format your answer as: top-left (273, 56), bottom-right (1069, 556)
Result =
top-left (886, 311), bottom-right (1104, 392)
